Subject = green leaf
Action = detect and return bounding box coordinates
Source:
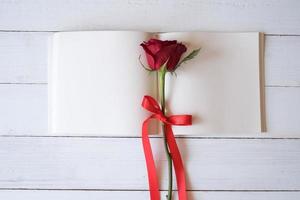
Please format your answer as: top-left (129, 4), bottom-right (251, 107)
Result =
top-left (177, 48), bottom-right (201, 68)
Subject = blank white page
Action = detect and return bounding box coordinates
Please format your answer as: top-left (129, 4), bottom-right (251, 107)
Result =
top-left (49, 31), bottom-right (156, 136)
top-left (159, 32), bottom-right (263, 136)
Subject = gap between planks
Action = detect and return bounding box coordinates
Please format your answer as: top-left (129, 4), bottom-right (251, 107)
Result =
top-left (0, 135), bottom-right (300, 139)
top-left (0, 83), bottom-right (299, 88)
top-left (0, 30), bottom-right (299, 37)
top-left (0, 188), bottom-right (299, 192)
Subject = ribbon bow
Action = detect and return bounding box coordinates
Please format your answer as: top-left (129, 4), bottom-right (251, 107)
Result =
top-left (141, 95), bottom-right (192, 200)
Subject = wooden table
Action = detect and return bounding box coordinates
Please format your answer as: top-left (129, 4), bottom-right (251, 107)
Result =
top-left (0, 1), bottom-right (299, 199)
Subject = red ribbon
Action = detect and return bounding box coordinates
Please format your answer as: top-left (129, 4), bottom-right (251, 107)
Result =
top-left (141, 95), bottom-right (192, 200)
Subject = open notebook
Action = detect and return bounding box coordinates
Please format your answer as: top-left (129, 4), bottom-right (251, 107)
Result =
top-left (49, 31), bottom-right (265, 136)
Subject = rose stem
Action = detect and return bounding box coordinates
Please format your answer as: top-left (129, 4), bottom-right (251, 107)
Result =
top-left (158, 66), bottom-right (173, 200)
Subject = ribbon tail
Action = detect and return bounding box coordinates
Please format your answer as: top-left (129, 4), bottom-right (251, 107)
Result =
top-left (142, 117), bottom-right (161, 200)
top-left (165, 125), bottom-right (188, 200)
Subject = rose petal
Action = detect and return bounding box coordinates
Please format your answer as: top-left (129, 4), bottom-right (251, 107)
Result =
top-left (141, 43), bottom-right (156, 69)
top-left (167, 43), bottom-right (187, 71)
top-left (146, 39), bottom-right (177, 54)
top-left (154, 44), bottom-right (177, 69)
top-left (140, 39), bottom-right (181, 70)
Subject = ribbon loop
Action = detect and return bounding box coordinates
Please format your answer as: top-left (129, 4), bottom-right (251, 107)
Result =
top-left (142, 95), bottom-right (192, 126)
top-left (142, 95), bottom-right (164, 115)
top-left (141, 95), bottom-right (192, 200)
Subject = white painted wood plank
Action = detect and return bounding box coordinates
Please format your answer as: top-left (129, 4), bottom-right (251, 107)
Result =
top-left (0, 1), bottom-right (298, 197)
top-left (265, 36), bottom-right (300, 86)
top-left (1, 32), bottom-right (300, 86)
top-left (0, 190), bottom-right (299, 200)
top-left (0, 137), bottom-right (299, 190)
top-left (0, 84), bottom-right (47, 135)
top-left (0, 0), bottom-right (299, 34)
top-left (1, 84), bottom-right (300, 136)
top-left (0, 32), bottom-right (49, 83)
top-left (266, 87), bottom-right (300, 133)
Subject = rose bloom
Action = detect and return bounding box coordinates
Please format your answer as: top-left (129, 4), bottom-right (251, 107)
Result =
top-left (141, 39), bottom-right (187, 71)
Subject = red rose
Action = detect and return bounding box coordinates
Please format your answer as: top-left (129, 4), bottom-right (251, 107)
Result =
top-left (141, 39), bottom-right (187, 71)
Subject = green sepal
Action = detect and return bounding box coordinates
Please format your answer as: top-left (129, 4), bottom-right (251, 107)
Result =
top-left (176, 48), bottom-right (201, 69)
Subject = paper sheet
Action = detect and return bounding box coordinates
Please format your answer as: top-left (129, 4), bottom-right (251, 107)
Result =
top-left (159, 32), bottom-right (262, 135)
top-left (49, 31), bottom-right (156, 135)
top-left (49, 31), bottom-right (263, 136)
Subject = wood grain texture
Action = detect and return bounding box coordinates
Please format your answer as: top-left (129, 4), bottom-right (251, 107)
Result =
top-left (0, 32), bottom-right (49, 83)
top-left (0, 137), bottom-right (299, 190)
top-left (1, 84), bottom-right (300, 136)
top-left (0, 190), bottom-right (299, 200)
top-left (1, 32), bottom-right (300, 86)
top-left (0, 84), bottom-right (47, 135)
top-left (0, 0), bottom-right (299, 34)
top-left (0, 0), bottom-right (300, 198)
top-left (265, 36), bottom-right (300, 86)
top-left (266, 87), bottom-right (300, 134)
